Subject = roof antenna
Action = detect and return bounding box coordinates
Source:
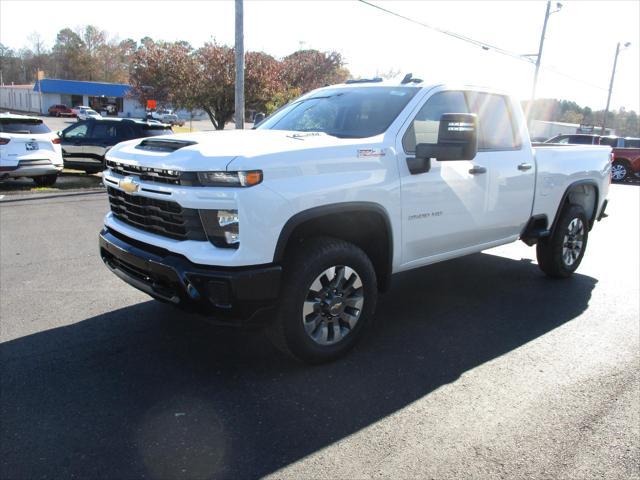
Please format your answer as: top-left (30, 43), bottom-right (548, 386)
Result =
top-left (400, 73), bottom-right (413, 84)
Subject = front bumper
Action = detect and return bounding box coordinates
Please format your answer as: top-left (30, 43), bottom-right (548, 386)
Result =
top-left (99, 228), bottom-right (282, 325)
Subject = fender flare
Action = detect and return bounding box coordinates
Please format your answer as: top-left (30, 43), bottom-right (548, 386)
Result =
top-left (550, 179), bottom-right (600, 234)
top-left (273, 202), bottom-right (394, 289)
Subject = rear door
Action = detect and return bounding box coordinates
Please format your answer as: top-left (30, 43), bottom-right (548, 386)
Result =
top-left (85, 122), bottom-right (118, 164)
top-left (465, 92), bottom-right (535, 240)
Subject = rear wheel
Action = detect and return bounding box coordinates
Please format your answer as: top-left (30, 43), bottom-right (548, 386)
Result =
top-left (611, 161), bottom-right (629, 182)
top-left (536, 204), bottom-right (588, 278)
top-left (33, 174), bottom-right (58, 187)
top-left (269, 237), bottom-right (378, 364)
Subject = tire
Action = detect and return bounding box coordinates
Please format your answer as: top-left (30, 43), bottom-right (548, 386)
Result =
top-left (611, 161), bottom-right (629, 182)
top-left (84, 168), bottom-right (103, 175)
top-left (268, 237), bottom-right (378, 364)
top-left (536, 204), bottom-right (588, 278)
top-left (33, 174), bottom-right (58, 187)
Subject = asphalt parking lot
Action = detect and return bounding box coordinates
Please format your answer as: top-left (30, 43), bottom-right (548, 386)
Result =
top-left (0, 184), bottom-right (638, 479)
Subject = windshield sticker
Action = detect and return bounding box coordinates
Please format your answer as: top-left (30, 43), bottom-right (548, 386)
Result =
top-left (358, 148), bottom-right (386, 158)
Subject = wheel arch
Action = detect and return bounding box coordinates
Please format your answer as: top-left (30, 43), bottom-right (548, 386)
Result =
top-left (274, 202), bottom-right (394, 292)
top-left (551, 180), bottom-right (599, 235)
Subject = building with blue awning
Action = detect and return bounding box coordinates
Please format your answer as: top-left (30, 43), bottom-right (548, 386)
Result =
top-left (1, 78), bottom-right (146, 117)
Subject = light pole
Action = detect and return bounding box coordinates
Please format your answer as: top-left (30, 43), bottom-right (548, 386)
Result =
top-left (602, 41), bottom-right (631, 135)
top-left (526, 1), bottom-right (562, 121)
top-left (235, 0), bottom-right (245, 130)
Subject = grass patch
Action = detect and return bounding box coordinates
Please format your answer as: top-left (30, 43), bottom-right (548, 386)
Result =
top-left (172, 126), bottom-right (194, 133)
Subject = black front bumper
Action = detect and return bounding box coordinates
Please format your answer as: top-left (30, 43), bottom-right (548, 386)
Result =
top-left (99, 228), bottom-right (282, 325)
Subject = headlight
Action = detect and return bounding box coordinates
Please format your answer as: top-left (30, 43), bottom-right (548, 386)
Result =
top-left (200, 209), bottom-right (240, 248)
top-left (197, 170), bottom-right (263, 187)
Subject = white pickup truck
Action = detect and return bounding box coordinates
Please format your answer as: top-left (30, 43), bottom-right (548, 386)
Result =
top-left (99, 79), bottom-right (612, 363)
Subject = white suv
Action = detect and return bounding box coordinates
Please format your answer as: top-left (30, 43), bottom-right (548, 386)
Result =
top-left (0, 113), bottom-right (63, 186)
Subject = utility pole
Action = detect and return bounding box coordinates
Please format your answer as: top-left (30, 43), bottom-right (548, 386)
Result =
top-left (526, 2), bottom-right (562, 122)
top-left (602, 42), bottom-right (630, 135)
top-left (235, 0), bottom-right (245, 130)
top-left (527, 1), bottom-right (551, 121)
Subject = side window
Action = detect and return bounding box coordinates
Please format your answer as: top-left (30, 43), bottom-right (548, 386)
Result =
top-left (64, 124), bottom-right (88, 138)
top-left (91, 123), bottom-right (117, 138)
top-left (402, 91), bottom-right (469, 153)
top-left (116, 124), bottom-right (134, 139)
top-left (466, 92), bottom-right (519, 150)
top-left (556, 137), bottom-right (569, 144)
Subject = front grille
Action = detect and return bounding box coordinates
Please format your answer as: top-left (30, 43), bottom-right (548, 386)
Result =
top-left (106, 160), bottom-right (182, 185)
top-left (107, 186), bottom-right (207, 241)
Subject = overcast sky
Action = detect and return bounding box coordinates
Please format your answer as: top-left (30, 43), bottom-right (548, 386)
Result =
top-left (1, 0), bottom-right (638, 111)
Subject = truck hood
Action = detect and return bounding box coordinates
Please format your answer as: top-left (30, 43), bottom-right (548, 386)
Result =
top-left (106, 129), bottom-right (363, 171)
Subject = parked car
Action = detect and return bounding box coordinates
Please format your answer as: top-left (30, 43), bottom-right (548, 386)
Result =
top-left (59, 118), bottom-right (173, 173)
top-left (71, 105), bottom-right (89, 116)
top-left (48, 104), bottom-right (75, 117)
top-left (76, 108), bottom-right (102, 121)
top-left (150, 109), bottom-right (185, 126)
top-left (0, 113), bottom-right (63, 186)
top-left (160, 114), bottom-right (185, 127)
top-left (546, 134), bottom-right (640, 181)
top-left (99, 80), bottom-right (612, 363)
top-left (544, 134), bottom-right (600, 145)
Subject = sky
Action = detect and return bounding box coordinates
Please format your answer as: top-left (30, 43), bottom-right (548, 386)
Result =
top-left (1, 0), bottom-right (638, 111)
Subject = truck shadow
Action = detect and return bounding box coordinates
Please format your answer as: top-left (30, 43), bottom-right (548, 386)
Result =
top-left (1, 252), bottom-right (596, 479)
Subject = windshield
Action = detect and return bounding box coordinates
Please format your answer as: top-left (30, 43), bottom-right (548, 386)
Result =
top-left (0, 118), bottom-right (51, 134)
top-left (257, 86), bottom-right (419, 138)
top-left (86, 110), bottom-right (99, 115)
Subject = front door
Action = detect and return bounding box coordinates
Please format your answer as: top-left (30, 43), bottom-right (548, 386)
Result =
top-left (61, 122), bottom-right (92, 166)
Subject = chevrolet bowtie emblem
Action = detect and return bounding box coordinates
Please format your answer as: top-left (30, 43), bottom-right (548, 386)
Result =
top-left (119, 177), bottom-right (139, 194)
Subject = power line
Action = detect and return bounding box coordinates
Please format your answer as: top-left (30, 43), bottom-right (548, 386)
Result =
top-left (357, 0), bottom-right (609, 92)
top-left (357, 0), bottom-right (534, 64)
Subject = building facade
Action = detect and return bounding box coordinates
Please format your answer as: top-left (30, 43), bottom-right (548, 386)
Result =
top-left (0, 78), bottom-right (206, 120)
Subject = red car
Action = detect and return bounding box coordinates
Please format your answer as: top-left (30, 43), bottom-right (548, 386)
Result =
top-left (546, 134), bottom-right (640, 182)
top-left (48, 104), bottom-right (75, 117)
top-left (599, 137), bottom-right (640, 182)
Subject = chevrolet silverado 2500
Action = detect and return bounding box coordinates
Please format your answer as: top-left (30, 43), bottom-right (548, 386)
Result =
top-left (99, 80), bottom-right (612, 363)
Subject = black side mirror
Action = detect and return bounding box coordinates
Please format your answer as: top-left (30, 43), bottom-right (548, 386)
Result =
top-left (408, 113), bottom-right (478, 174)
top-left (253, 112), bottom-right (266, 125)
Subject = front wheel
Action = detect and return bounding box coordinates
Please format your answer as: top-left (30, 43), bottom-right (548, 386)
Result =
top-left (269, 237), bottom-right (378, 364)
top-left (611, 161), bottom-right (629, 182)
top-left (536, 204), bottom-right (588, 278)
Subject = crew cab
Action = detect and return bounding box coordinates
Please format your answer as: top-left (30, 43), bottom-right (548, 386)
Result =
top-left (99, 80), bottom-right (612, 363)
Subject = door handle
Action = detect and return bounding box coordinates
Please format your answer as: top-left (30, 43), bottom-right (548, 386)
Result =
top-left (518, 163), bottom-right (533, 171)
top-left (468, 166), bottom-right (487, 175)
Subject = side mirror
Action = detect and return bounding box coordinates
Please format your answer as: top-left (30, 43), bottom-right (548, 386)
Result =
top-left (57, 131), bottom-right (63, 138)
top-left (253, 112), bottom-right (266, 125)
top-left (408, 113), bottom-right (478, 174)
